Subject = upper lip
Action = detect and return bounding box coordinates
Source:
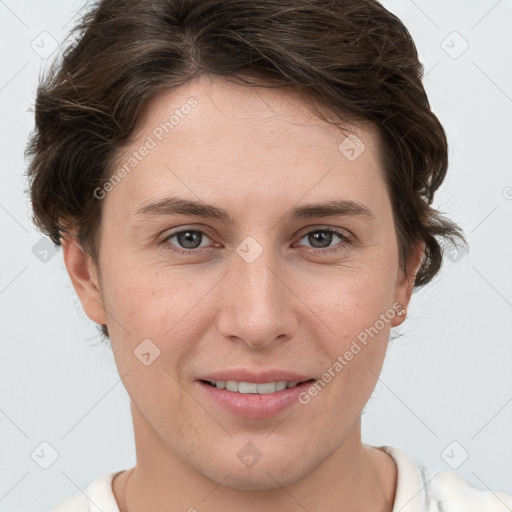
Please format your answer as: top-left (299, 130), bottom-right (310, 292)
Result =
top-left (198, 369), bottom-right (314, 384)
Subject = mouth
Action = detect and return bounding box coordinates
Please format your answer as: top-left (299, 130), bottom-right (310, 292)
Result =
top-left (197, 377), bottom-right (316, 419)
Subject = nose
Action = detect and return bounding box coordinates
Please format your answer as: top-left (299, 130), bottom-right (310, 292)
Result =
top-left (216, 240), bottom-right (298, 349)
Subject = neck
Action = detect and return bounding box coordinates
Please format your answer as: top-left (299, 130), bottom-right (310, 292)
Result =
top-left (113, 409), bottom-right (396, 512)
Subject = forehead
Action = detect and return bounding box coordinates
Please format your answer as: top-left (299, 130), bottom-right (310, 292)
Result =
top-left (134, 74), bottom-right (375, 149)
top-left (104, 74), bottom-right (387, 220)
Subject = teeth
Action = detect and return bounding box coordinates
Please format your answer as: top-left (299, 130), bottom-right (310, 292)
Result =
top-left (209, 380), bottom-right (303, 394)
top-left (226, 381), bottom-right (238, 392)
top-left (238, 382), bottom-right (257, 393)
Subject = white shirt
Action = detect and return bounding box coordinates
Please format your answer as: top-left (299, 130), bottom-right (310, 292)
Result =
top-left (50, 445), bottom-right (512, 511)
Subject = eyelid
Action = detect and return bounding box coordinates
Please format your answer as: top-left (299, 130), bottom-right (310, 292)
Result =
top-left (161, 223), bottom-right (215, 238)
top-left (296, 224), bottom-right (352, 240)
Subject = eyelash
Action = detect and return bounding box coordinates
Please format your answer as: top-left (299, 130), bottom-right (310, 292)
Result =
top-left (159, 226), bottom-right (353, 256)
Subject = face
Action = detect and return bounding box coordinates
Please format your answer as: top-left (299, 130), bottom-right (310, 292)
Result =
top-left (64, 74), bottom-right (422, 490)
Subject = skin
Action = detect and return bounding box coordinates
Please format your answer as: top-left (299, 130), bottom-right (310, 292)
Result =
top-left (61, 73), bottom-right (424, 512)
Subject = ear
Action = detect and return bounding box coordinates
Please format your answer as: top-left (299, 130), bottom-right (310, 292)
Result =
top-left (60, 230), bottom-right (108, 326)
top-left (390, 239), bottom-right (425, 327)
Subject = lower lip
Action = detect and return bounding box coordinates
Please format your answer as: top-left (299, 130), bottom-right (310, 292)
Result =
top-left (198, 380), bottom-right (315, 419)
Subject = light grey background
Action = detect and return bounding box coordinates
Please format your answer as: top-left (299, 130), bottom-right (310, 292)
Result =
top-left (0, 0), bottom-right (511, 511)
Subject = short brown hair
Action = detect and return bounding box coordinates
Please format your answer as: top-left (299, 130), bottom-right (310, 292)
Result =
top-left (25, 0), bottom-right (467, 339)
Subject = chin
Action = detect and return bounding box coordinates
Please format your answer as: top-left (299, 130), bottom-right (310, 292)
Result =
top-left (190, 447), bottom-right (311, 491)
top-left (206, 463), bottom-right (304, 491)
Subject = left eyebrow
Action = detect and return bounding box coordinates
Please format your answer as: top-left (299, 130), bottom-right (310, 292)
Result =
top-left (288, 199), bottom-right (375, 222)
top-left (133, 196), bottom-right (375, 223)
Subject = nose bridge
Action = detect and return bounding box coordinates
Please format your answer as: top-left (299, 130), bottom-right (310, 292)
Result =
top-left (234, 233), bottom-right (284, 311)
top-left (217, 233), bottom-right (296, 346)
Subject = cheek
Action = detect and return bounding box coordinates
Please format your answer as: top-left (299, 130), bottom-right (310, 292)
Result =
top-left (104, 265), bottom-right (217, 377)
top-left (103, 261), bottom-right (192, 333)
top-left (303, 263), bottom-right (396, 333)
top-left (306, 301), bottom-right (391, 423)
top-left (104, 273), bottom-right (195, 416)
top-left (306, 271), bottom-right (395, 392)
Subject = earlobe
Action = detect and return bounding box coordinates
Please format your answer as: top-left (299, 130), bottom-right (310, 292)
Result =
top-left (61, 233), bottom-right (108, 326)
top-left (391, 240), bottom-right (425, 327)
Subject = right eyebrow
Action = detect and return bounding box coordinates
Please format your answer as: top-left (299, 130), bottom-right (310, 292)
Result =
top-left (134, 196), bottom-right (233, 223)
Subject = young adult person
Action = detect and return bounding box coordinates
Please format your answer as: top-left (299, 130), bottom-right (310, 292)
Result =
top-left (25, 1), bottom-right (512, 510)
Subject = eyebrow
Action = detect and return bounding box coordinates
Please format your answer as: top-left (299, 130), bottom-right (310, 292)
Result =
top-left (134, 196), bottom-right (375, 223)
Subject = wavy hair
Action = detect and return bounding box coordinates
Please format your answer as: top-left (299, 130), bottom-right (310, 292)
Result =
top-left (25, 0), bottom-right (467, 338)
